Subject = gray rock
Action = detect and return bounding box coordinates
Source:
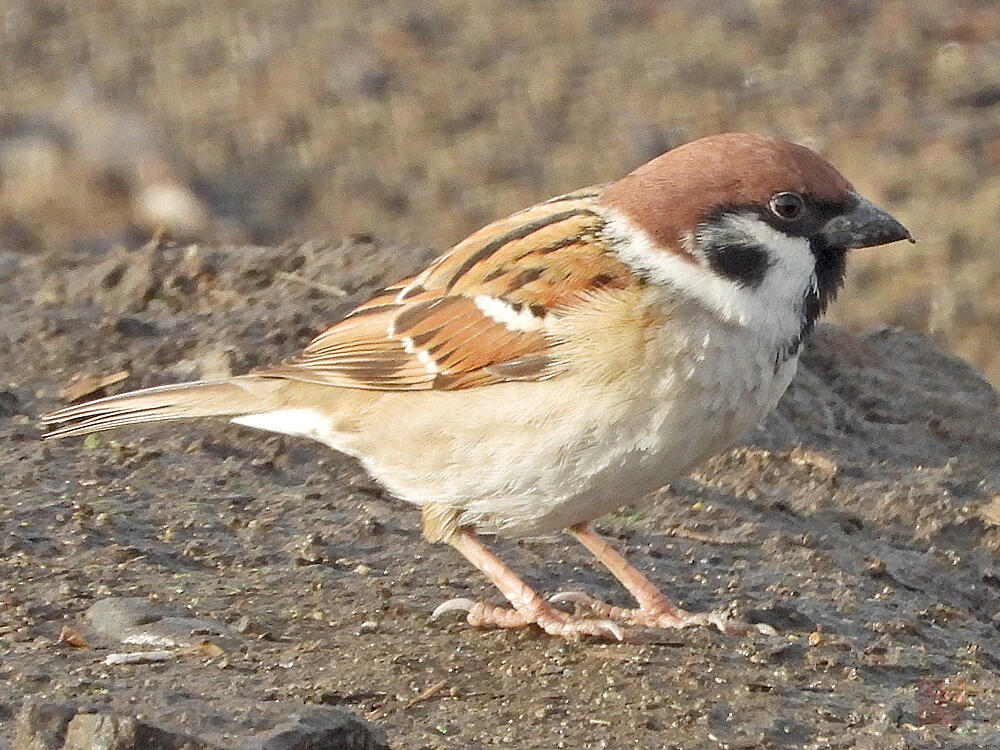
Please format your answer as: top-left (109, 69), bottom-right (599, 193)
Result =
top-left (85, 598), bottom-right (163, 636)
top-left (15, 702), bottom-right (388, 750)
top-left (14, 702), bottom-right (77, 750)
top-left (85, 597), bottom-right (238, 650)
top-left (243, 709), bottom-right (389, 750)
top-left (62, 713), bottom-right (222, 750)
top-left (14, 703), bottom-right (222, 750)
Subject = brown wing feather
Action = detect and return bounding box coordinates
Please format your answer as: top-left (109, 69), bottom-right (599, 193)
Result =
top-left (255, 190), bottom-right (639, 391)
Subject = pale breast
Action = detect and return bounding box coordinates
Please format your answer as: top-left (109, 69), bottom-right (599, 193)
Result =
top-left (474, 296), bottom-right (798, 534)
top-left (326, 289), bottom-right (798, 536)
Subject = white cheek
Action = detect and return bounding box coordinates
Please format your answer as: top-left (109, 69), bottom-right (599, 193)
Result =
top-left (721, 213), bottom-right (815, 293)
top-left (602, 210), bottom-right (814, 342)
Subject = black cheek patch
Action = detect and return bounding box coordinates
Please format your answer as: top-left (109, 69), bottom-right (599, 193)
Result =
top-left (703, 240), bottom-right (771, 289)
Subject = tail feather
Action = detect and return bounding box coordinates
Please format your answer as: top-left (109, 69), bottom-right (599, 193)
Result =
top-left (41, 376), bottom-right (288, 439)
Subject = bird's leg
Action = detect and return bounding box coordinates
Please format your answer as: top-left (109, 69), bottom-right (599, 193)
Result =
top-left (552, 523), bottom-right (761, 635)
top-left (432, 530), bottom-right (625, 640)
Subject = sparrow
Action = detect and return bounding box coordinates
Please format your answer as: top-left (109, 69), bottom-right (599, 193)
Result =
top-left (42, 133), bottom-right (912, 640)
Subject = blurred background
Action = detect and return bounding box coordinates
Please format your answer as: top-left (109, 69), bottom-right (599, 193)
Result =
top-left (3, 0), bottom-right (1000, 382)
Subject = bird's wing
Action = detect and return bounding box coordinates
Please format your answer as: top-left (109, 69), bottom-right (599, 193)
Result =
top-left (257, 188), bottom-right (639, 391)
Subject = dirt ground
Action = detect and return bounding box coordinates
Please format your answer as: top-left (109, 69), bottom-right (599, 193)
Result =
top-left (4, 1), bottom-right (1000, 749)
top-left (3, 238), bottom-right (1000, 749)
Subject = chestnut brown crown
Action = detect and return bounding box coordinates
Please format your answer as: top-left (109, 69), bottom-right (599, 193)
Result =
top-left (601, 133), bottom-right (855, 251)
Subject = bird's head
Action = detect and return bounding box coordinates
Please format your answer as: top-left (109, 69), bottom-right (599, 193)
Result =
top-left (601, 132), bottom-right (912, 350)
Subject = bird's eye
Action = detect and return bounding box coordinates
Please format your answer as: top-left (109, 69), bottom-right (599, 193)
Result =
top-left (769, 192), bottom-right (805, 221)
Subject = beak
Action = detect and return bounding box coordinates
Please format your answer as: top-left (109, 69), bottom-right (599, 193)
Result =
top-left (821, 194), bottom-right (913, 250)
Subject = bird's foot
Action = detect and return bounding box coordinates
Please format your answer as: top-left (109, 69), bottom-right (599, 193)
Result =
top-left (548, 591), bottom-right (774, 636)
top-left (432, 597), bottom-right (626, 641)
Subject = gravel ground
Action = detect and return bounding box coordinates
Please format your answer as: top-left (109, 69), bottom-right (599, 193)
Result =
top-left (3, 239), bottom-right (1000, 748)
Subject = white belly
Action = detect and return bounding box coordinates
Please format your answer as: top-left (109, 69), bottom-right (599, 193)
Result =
top-left (340, 313), bottom-right (797, 536)
top-left (465, 336), bottom-right (795, 534)
top-left (232, 299), bottom-right (799, 537)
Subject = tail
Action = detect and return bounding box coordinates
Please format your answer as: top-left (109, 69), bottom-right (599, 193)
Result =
top-left (40, 376), bottom-right (291, 439)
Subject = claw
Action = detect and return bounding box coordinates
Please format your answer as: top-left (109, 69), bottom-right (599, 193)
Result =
top-left (550, 591), bottom-right (771, 637)
top-left (700, 611), bottom-right (777, 636)
top-left (431, 597), bottom-right (476, 619)
top-left (432, 596), bottom-right (626, 641)
top-left (594, 620), bottom-right (625, 642)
